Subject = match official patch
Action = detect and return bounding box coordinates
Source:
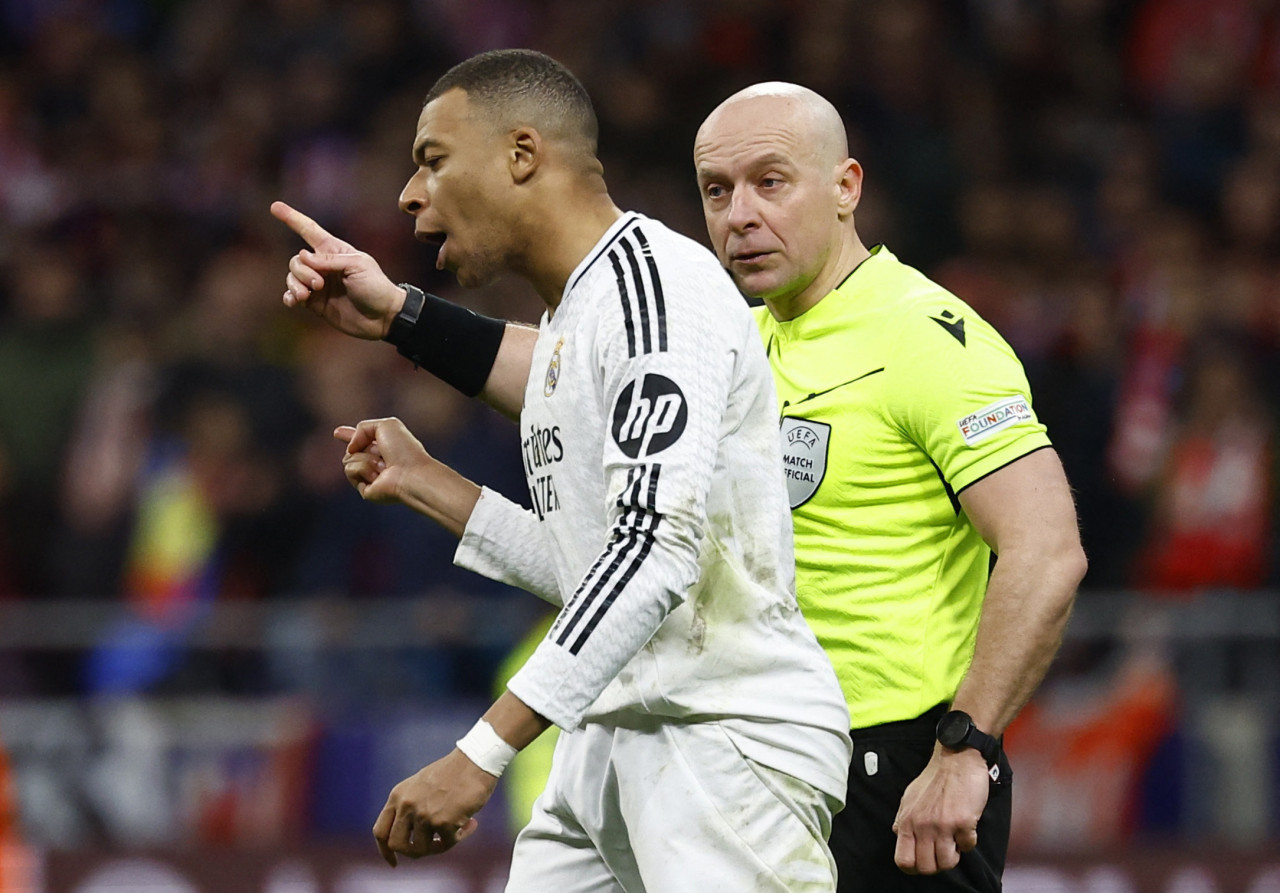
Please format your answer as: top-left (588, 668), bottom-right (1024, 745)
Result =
top-left (956, 396), bottom-right (1033, 445)
top-left (780, 417), bottom-right (830, 508)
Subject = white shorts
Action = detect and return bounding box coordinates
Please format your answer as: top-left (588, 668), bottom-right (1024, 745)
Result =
top-left (505, 717), bottom-right (839, 893)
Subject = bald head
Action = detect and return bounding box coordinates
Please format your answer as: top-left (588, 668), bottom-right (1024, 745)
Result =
top-left (694, 82), bottom-right (867, 320)
top-left (699, 82), bottom-right (849, 169)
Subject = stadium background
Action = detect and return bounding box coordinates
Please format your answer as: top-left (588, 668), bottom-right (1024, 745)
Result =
top-left (1, 0), bottom-right (1279, 889)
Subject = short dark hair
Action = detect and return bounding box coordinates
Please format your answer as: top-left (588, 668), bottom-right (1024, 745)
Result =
top-left (425, 49), bottom-right (598, 151)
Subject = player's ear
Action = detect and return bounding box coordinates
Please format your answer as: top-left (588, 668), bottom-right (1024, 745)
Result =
top-left (836, 158), bottom-right (863, 220)
top-left (510, 127), bottom-right (542, 184)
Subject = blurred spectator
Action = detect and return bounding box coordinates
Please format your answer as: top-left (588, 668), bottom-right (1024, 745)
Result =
top-left (1128, 0), bottom-right (1254, 213)
top-left (1031, 271), bottom-right (1133, 586)
top-left (1107, 209), bottom-right (1210, 496)
top-left (0, 239), bottom-right (94, 596)
top-left (1136, 340), bottom-right (1275, 592)
top-left (1004, 624), bottom-right (1178, 849)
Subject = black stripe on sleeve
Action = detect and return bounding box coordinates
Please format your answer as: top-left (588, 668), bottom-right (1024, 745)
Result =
top-left (557, 463), bottom-right (664, 653)
top-left (645, 463), bottom-right (661, 509)
top-left (618, 466), bottom-right (644, 507)
top-left (620, 236), bottom-right (653, 355)
top-left (550, 527), bottom-right (618, 644)
top-left (633, 229), bottom-right (667, 351)
top-left (610, 250), bottom-right (637, 358)
top-left (569, 512), bottom-right (660, 655)
top-left (555, 507), bottom-right (644, 647)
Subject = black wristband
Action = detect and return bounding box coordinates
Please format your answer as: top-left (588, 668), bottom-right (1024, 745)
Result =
top-left (383, 282), bottom-right (506, 397)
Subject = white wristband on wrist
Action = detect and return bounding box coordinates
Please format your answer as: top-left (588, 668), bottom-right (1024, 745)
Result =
top-left (456, 719), bottom-right (519, 778)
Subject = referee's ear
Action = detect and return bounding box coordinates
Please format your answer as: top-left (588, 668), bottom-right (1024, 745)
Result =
top-left (509, 127), bottom-right (543, 184)
top-left (836, 158), bottom-right (863, 219)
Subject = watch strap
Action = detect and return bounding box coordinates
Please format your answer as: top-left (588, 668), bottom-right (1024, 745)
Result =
top-left (385, 282), bottom-right (427, 347)
top-left (964, 724), bottom-right (1001, 768)
top-left (937, 709), bottom-right (1001, 768)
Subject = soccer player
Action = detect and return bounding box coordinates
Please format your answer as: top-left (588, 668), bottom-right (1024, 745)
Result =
top-left (274, 51), bottom-right (851, 891)
top-left (692, 84), bottom-right (1087, 890)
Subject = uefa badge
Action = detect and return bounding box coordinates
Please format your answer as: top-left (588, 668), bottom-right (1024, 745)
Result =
top-left (779, 417), bottom-right (830, 508)
top-left (544, 337), bottom-right (564, 397)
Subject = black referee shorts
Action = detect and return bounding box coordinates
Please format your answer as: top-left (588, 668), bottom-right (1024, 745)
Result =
top-left (831, 704), bottom-right (1012, 893)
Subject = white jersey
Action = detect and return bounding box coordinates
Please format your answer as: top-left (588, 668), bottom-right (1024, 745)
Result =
top-left (455, 212), bottom-right (850, 800)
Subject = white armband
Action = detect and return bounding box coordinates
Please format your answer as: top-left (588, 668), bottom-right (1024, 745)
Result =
top-left (456, 719), bottom-right (519, 778)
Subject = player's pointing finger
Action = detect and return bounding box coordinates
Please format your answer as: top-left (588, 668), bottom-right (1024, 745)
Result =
top-left (270, 201), bottom-right (334, 249)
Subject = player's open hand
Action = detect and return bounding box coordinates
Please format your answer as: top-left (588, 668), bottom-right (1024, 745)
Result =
top-left (372, 749), bottom-right (497, 866)
top-left (333, 418), bottom-right (431, 505)
top-left (271, 200), bottom-right (405, 340)
top-left (892, 746), bottom-right (990, 875)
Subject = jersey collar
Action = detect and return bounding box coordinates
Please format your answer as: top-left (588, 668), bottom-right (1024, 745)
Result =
top-left (563, 211), bottom-right (642, 298)
top-left (830, 242), bottom-right (889, 303)
top-left (770, 244), bottom-right (894, 342)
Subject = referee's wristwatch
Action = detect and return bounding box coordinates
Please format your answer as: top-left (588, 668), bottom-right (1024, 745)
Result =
top-left (935, 709), bottom-right (1000, 769)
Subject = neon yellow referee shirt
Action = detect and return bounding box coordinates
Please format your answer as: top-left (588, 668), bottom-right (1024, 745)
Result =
top-left (754, 245), bottom-right (1051, 729)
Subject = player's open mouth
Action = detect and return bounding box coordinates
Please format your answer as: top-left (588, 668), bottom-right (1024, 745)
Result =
top-left (417, 229), bottom-right (449, 268)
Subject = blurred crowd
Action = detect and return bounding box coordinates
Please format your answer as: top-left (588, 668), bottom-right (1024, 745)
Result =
top-left (1, 0), bottom-right (1278, 697)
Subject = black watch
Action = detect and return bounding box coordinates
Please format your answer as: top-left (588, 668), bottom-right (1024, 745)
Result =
top-left (385, 282), bottom-right (427, 347)
top-left (935, 709), bottom-right (1000, 768)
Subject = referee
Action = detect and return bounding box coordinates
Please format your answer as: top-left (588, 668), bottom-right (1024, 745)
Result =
top-left (692, 83), bottom-right (1087, 890)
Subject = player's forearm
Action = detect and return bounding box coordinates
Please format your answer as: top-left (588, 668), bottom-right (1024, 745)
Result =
top-left (482, 690), bottom-right (553, 751)
top-left (950, 540), bottom-right (1084, 735)
top-left (395, 458), bottom-right (483, 539)
top-left (478, 323), bottom-right (538, 420)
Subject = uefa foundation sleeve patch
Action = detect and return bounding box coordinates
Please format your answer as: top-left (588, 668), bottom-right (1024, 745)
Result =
top-left (956, 395), bottom-right (1034, 445)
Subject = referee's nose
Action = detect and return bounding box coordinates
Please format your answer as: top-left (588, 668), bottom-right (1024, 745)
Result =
top-left (726, 187), bottom-right (761, 233)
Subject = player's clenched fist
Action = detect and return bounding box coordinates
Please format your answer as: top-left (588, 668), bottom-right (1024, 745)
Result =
top-left (333, 418), bottom-right (481, 538)
top-left (372, 750), bottom-right (496, 866)
top-left (271, 200), bottom-right (406, 340)
top-left (333, 418), bottom-right (431, 505)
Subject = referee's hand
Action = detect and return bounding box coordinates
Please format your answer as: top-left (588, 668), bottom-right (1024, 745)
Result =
top-left (372, 749), bottom-right (498, 866)
top-left (892, 745), bottom-right (989, 875)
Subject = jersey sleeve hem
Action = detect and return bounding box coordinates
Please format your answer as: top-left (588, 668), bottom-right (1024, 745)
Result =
top-left (454, 486), bottom-right (564, 606)
top-left (950, 435), bottom-right (1053, 494)
top-left (505, 651), bottom-right (582, 731)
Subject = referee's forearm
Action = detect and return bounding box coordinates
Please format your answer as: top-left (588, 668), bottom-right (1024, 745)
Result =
top-left (951, 547), bottom-right (1082, 735)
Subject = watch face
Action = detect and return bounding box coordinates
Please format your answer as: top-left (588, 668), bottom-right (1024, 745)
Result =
top-left (937, 711), bottom-right (972, 748)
